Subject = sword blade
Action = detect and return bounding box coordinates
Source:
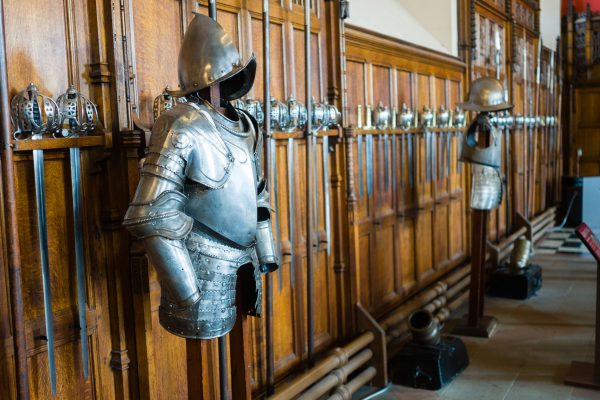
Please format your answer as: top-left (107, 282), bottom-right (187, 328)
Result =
top-left (287, 138), bottom-right (295, 288)
top-left (313, 135), bottom-right (319, 264)
top-left (446, 132), bottom-right (451, 177)
top-left (457, 130), bottom-right (463, 174)
top-left (270, 138), bottom-right (283, 291)
top-left (431, 130), bottom-right (437, 182)
top-left (366, 134), bottom-right (373, 197)
top-left (33, 149), bottom-right (57, 395)
top-left (408, 133), bottom-right (414, 188)
top-left (70, 147), bottom-right (89, 380)
top-left (357, 134), bottom-right (363, 199)
top-left (322, 136), bottom-right (331, 256)
top-left (399, 133), bottom-right (405, 208)
top-left (384, 134), bottom-right (389, 191)
top-left (504, 126), bottom-right (511, 231)
top-left (391, 134), bottom-right (397, 193)
top-left (425, 129), bottom-right (431, 182)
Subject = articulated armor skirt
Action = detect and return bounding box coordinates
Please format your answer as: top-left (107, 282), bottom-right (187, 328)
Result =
top-left (158, 228), bottom-right (261, 339)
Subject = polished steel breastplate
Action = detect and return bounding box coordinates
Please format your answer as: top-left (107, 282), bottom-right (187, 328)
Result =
top-left (183, 106), bottom-right (258, 248)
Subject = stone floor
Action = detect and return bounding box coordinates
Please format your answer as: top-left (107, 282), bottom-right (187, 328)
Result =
top-left (364, 253), bottom-right (600, 400)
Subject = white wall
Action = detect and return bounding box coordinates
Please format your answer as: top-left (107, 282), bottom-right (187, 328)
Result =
top-left (540, 0), bottom-right (561, 51)
top-left (346, 0), bottom-right (458, 56)
top-left (347, 0), bottom-right (558, 56)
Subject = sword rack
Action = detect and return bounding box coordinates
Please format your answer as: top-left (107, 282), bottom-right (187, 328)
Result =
top-left (8, 83), bottom-right (107, 396)
top-left (11, 134), bottom-right (108, 152)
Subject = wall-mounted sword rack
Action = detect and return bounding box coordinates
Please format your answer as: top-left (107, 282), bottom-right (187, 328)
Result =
top-left (9, 83), bottom-right (105, 397)
top-left (350, 102), bottom-right (467, 225)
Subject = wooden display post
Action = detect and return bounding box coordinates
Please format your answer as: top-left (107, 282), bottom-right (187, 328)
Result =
top-left (565, 223), bottom-right (600, 390)
top-left (452, 208), bottom-right (498, 338)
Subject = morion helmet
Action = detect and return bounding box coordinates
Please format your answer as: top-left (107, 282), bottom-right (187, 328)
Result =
top-left (169, 14), bottom-right (256, 100)
top-left (458, 77), bottom-right (512, 112)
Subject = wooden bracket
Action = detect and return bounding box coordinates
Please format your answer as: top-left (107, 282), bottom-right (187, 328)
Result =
top-left (356, 304), bottom-right (388, 387)
top-left (486, 240), bottom-right (500, 268)
top-left (516, 212), bottom-right (533, 244)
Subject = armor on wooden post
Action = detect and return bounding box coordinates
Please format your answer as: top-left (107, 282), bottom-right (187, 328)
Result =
top-left (124, 14), bottom-right (278, 340)
top-left (459, 77), bottom-right (512, 210)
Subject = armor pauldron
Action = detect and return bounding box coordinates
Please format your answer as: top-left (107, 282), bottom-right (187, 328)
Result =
top-left (147, 104), bottom-right (235, 189)
top-left (123, 190), bottom-right (193, 240)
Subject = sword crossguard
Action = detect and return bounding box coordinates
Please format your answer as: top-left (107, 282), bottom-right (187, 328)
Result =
top-left (56, 85), bottom-right (99, 138)
top-left (10, 83), bottom-right (61, 140)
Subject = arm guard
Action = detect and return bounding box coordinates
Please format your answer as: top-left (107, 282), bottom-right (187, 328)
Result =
top-left (255, 180), bottom-right (279, 273)
top-left (123, 106), bottom-right (211, 307)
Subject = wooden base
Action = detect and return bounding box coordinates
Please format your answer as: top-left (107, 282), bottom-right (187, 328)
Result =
top-left (564, 361), bottom-right (600, 390)
top-left (451, 316), bottom-right (498, 338)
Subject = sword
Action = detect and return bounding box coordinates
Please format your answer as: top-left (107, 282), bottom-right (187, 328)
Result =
top-left (392, 133), bottom-right (398, 196)
top-left (421, 107), bottom-right (433, 183)
top-left (70, 146), bottom-right (90, 379)
top-left (408, 132), bottom-right (414, 188)
top-left (446, 129), bottom-right (451, 178)
top-left (425, 128), bottom-right (431, 182)
top-left (457, 130), bottom-right (463, 174)
top-left (503, 78), bottom-right (512, 232)
top-left (313, 132), bottom-right (318, 257)
top-left (399, 133), bottom-right (405, 208)
top-left (323, 136), bottom-right (331, 256)
top-left (357, 134), bottom-right (363, 199)
top-left (34, 149), bottom-right (57, 393)
top-left (392, 133), bottom-right (404, 209)
top-left (378, 134), bottom-right (384, 191)
top-left (287, 138), bottom-right (295, 288)
top-left (432, 129), bottom-right (437, 183)
top-left (366, 134), bottom-right (374, 197)
top-left (384, 133), bottom-right (389, 191)
top-left (57, 86), bottom-right (101, 382)
top-left (11, 84), bottom-right (59, 395)
top-left (271, 140), bottom-right (282, 290)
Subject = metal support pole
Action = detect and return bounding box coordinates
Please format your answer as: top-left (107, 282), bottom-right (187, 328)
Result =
top-left (304, 0), bottom-right (315, 368)
top-left (0, 0), bottom-right (30, 396)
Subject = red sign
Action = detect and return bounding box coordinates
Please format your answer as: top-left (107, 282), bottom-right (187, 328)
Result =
top-left (562, 0), bottom-right (600, 15)
top-left (575, 223), bottom-right (600, 263)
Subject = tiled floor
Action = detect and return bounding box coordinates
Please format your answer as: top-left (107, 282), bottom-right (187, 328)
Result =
top-left (538, 229), bottom-right (591, 255)
top-left (366, 253), bottom-right (600, 400)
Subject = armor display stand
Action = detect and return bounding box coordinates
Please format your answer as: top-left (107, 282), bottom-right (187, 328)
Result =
top-left (452, 208), bottom-right (498, 338)
top-left (452, 120), bottom-right (498, 339)
top-left (181, 82), bottom-right (252, 400)
top-left (564, 223), bottom-right (600, 390)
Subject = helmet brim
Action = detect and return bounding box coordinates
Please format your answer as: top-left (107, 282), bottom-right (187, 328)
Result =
top-left (168, 54), bottom-right (257, 100)
top-left (457, 101), bottom-right (513, 112)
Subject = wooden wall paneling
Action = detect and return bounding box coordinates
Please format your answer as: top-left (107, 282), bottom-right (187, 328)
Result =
top-left (0, 184), bottom-right (15, 399)
top-left (345, 26), bottom-right (468, 321)
top-left (447, 79), bottom-right (466, 263)
top-left (432, 76), bottom-right (450, 271)
top-left (415, 73), bottom-right (434, 281)
top-left (1, 0), bottom-right (125, 397)
top-left (397, 70), bottom-right (415, 215)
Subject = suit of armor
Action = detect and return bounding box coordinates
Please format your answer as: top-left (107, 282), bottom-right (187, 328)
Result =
top-left (123, 14), bottom-right (278, 339)
top-left (459, 77), bottom-right (512, 211)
